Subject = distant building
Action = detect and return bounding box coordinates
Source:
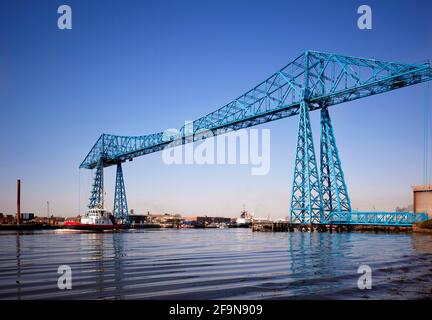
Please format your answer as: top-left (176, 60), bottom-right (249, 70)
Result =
top-left (157, 214), bottom-right (182, 224)
top-left (413, 185), bottom-right (432, 219)
top-left (395, 205), bottom-right (413, 212)
top-left (50, 216), bottom-right (65, 225)
top-left (34, 216), bottom-right (49, 224)
top-left (129, 213), bottom-right (182, 225)
top-left (3, 215), bottom-right (15, 224)
top-left (0, 213), bottom-right (16, 224)
top-left (182, 216), bottom-right (197, 222)
top-left (20, 213), bottom-right (35, 222)
top-left (32, 216), bottom-right (65, 225)
top-left (129, 213), bottom-right (152, 224)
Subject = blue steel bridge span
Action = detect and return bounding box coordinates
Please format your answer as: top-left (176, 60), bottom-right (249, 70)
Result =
top-left (79, 51), bottom-right (432, 227)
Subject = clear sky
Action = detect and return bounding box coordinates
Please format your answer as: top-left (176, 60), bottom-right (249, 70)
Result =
top-left (0, 0), bottom-right (431, 218)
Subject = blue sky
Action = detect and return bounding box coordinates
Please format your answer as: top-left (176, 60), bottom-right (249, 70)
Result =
top-left (0, 0), bottom-right (431, 218)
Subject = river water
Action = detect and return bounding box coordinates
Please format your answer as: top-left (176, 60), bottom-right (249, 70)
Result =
top-left (0, 228), bottom-right (431, 300)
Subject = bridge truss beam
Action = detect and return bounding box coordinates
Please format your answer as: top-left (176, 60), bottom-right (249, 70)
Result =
top-left (80, 51), bottom-right (432, 170)
top-left (326, 211), bottom-right (429, 227)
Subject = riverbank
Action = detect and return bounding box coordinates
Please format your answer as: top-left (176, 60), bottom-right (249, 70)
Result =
top-left (1, 222), bottom-right (430, 234)
top-left (413, 226), bottom-right (432, 234)
top-left (0, 224), bottom-right (60, 231)
top-left (413, 220), bottom-right (432, 233)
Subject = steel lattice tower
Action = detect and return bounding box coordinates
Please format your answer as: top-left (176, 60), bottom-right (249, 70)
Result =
top-left (289, 100), bottom-right (324, 225)
top-left (113, 163), bottom-right (129, 223)
top-left (320, 107), bottom-right (352, 220)
top-left (88, 159), bottom-right (104, 209)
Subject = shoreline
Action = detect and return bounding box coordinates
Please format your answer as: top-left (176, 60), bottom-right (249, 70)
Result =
top-left (0, 224), bottom-right (60, 231)
top-left (1, 223), bottom-right (432, 234)
top-left (413, 226), bottom-right (432, 234)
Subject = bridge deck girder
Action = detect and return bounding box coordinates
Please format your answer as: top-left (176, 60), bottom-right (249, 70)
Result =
top-left (80, 51), bottom-right (432, 169)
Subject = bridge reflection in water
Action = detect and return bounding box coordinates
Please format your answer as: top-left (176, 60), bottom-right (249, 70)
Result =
top-left (1, 229), bottom-right (432, 300)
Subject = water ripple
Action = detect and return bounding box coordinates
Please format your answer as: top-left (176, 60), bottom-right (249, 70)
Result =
top-left (0, 229), bottom-right (431, 299)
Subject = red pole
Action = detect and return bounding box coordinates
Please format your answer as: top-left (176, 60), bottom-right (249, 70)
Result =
top-left (17, 179), bottom-right (20, 225)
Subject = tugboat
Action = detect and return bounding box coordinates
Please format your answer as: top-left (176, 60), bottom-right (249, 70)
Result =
top-left (63, 208), bottom-right (127, 231)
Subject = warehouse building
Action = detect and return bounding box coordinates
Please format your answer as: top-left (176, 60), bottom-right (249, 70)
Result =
top-left (413, 185), bottom-right (432, 219)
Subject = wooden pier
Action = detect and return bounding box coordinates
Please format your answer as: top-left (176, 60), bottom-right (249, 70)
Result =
top-left (252, 221), bottom-right (294, 232)
top-left (252, 221), bottom-right (412, 233)
top-left (129, 222), bottom-right (161, 229)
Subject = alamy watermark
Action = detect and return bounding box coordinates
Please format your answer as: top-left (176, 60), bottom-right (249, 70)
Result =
top-left (57, 5), bottom-right (72, 30)
top-left (357, 5), bottom-right (372, 30)
top-left (57, 265), bottom-right (72, 290)
top-left (161, 121), bottom-right (271, 175)
top-left (357, 264), bottom-right (372, 290)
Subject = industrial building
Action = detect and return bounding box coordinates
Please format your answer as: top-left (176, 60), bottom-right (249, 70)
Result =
top-left (413, 185), bottom-right (432, 219)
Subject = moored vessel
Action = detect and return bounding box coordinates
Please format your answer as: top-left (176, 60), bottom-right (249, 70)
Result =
top-left (229, 207), bottom-right (253, 228)
top-left (63, 208), bottom-right (127, 231)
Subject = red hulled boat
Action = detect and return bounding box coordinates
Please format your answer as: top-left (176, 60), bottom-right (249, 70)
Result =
top-left (63, 208), bottom-right (127, 231)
